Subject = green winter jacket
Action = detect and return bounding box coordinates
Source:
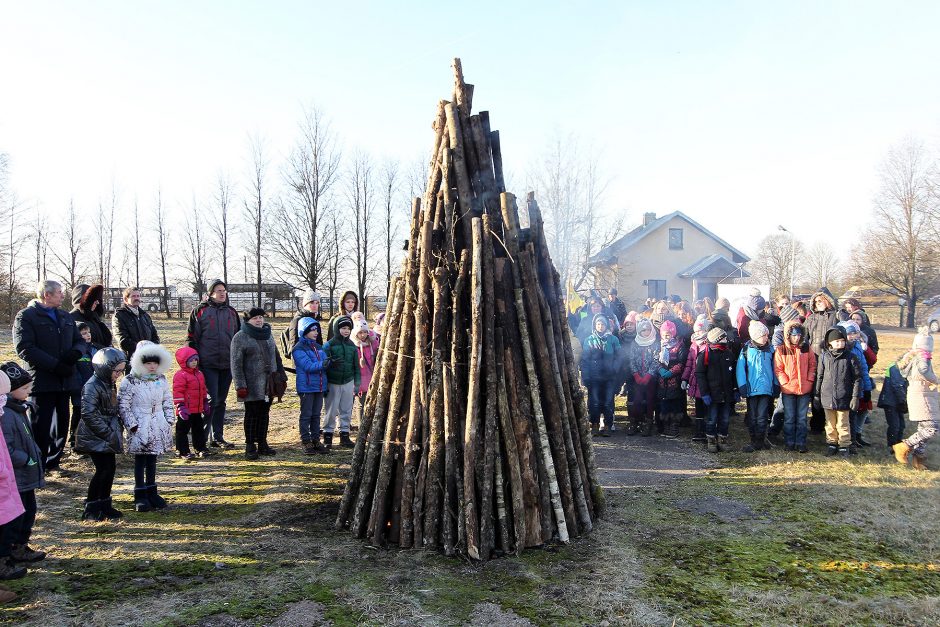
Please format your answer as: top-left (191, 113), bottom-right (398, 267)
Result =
top-left (324, 317), bottom-right (360, 388)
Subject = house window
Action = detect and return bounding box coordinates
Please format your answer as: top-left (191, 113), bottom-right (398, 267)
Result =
top-left (647, 280), bottom-right (667, 300)
top-left (669, 228), bottom-right (683, 250)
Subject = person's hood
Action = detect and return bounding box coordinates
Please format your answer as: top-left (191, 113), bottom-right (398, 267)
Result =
top-left (590, 313), bottom-right (611, 336)
top-left (71, 284), bottom-right (90, 309)
top-left (79, 284), bottom-right (106, 316)
top-left (635, 318), bottom-right (656, 346)
top-left (175, 346), bottom-right (199, 371)
top-left (340, 290), bottom-right (359, 313)
top-left (853, 310), bottom-right (872, 327)
top-left (298, 317), bottom-right (322, 341)
top-left (782, 320), bottom-right (806, 347)
top-left (711, 309), bottom-right (732, 330)
top-left (811, 287), bottom-right (838, 313)
top-left (207, 279), bottom-right (228, 303)
top-left (130, 341), bottom-right (172, 377)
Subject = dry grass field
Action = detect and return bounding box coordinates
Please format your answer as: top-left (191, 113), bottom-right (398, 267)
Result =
top-left (0, 320), bottom-right (937, 625)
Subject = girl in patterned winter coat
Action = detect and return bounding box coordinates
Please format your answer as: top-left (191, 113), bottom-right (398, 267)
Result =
top-left (656, 320), bottom-right (688, 439)
top-left (682, 315), bottom-right (710, 443)
top-left (893, 329), bottom-right (939, 470)
top-left (118, 341), bottom-right (174, 512)
top-left (628, 317), bottom-right (659, 436)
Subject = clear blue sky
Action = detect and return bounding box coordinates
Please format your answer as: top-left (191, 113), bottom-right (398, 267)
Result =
top-left (2, 1), bottom-right (939, 261)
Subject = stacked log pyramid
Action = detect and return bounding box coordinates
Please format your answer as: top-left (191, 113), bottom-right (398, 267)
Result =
top-left (335, 59), bottom-right (603, 560)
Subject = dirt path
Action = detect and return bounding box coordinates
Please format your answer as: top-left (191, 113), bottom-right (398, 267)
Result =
top-left (594, 426), bottom-right (713, 490)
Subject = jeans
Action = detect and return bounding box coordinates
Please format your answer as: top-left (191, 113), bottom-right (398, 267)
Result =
top-left (202, 367), bottom-right (233, 442)
top-left (849, 409), bottom-right (869, 438)
top-left (769, 396), bottom-right (785, 436)
top-left (746, 395), bottom-right (772, 440)
top-left (2, 490), bottom-right (37, 546)
top-left (705, 401), bottom-right (731, 437)
top-left (134, 454), bottom-right (157, 488)
top-left (299, 393), bottom-right (324, 442)
top-left (883, 406), bottom-right (906, 446)
top-left (781, 393), bottom-right (810, 447)
top-left (30, 391), bottom-right (72, 469)
top-left (586, 379), bottom-right (616, 427)
top-left (88, 452), bottom-right (117, 501)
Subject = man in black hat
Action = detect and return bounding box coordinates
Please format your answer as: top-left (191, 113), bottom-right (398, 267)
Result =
top-left (186, 279), bottom-right (240, 448)
top-left (606, 287), bottom-right (627, 327)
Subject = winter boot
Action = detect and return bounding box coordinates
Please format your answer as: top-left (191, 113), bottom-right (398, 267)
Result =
top-left (245, 443), bottom-right (259, 460)
top-left (0, 558), bottom-right (26, 581)
top-left (825, 444), bottom-right (839, 457)
top-left (706, 435), bottom-right (718, 453)
top-left (134, 488), bottom-right (153, 512)
top-left (591, 423), bottom-right (599, 437)
top-left (692, 418), bottom-right (706, 443)
top-left (100, 498), bottom-right (123, 520)
top-left (717, 435), bottom-right (728, 452)
top-left (258, 442), bottom-right (278, 456)
top-left (0, 586), bottom-right (17, 604)
top-left (10, 544), bottom-right (46, 563)
top-left (912, 455), bottom-right (930, 471)
top-left (147, 485), bottom-right (168, 510)
top-left (641, 416), bottom-right (654, 437)
top-left (81, 499), bottom-right (104, 522)
top-left (626, 417), bottom-right (640, 436)
top-left (339, 432), bottom-right (354, 448)
top-left (323, 433), bottom-right (333, 450)
top-left (892, 441), bottom-right (912, 465)
top-left (742, 435), bottom-right (762, 453)
top-left (303, 441), bottom-right (317, 455)
top-left (838, 447), bottom-right (850, 458)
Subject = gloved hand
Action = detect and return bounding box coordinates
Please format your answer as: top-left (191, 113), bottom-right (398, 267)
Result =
top-left (659, 368), bottom-right (673, 379)
top-left (702, 394), bottom-right (712, 406)
top-left (176, 405), bottom-right (190, 421)
top-left (61, 349), bottom-right (83, 365)
top-left (236, 387), bottom-right (248, 400)
top-left (850, 397), bottom-right (860, 411)
top-left (640, 374), bottom-right (652, 385)
top-left (739, 384), bottom-right (750, 397)
top-left (53, 361), bottom-right (74, 378)
top-left (633, 373), bottom-right (643, 385)
top-left (680, 380), bottom-right (689, 391)
top-left (860, 342), bottom-right (868, 351)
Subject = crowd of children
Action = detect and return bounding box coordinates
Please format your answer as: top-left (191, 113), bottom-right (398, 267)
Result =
top-left (577, 288), bottom-right (938, 465)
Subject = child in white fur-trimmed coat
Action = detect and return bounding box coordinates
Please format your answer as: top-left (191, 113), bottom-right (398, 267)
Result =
top-left (118, 340), bottom-right (175, 512)
top-left (893, 328), bottom-right (939, 470)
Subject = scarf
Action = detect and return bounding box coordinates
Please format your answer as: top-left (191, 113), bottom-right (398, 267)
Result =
top-left (241, 321), bottom-right (272, 341)
top-left (659, 337), bottom-right (678, 364)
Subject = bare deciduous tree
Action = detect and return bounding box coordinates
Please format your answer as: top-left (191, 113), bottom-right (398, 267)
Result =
top-left (243, 135), bottom-right (269, 308)
top-left (271, 107), bottom-right (342, 290)
top-left (853, 138), bottom-right (939, 327)
top-left (94, 188), bottom-right (116, 288)
top-left (749, 233), bottom-right (806, 298)
top-left (153, 188), bottom-right (172, 318)
top-left (30, 212), bottom-right (50, 283)
top-left (51, 200), bottom-right (87, 290)
top-left (181, 195), bottom-right (209, 300)
top-left (209, 173), bottom-right (233, 285)
top-left (347, 150), bottom-right (374, 316)
top-left (323, 217), bottom-right (343, 318)
top-left (381, 158), bottom-right (401, 297)
top-left (131, 198), bottom-right (141, 288)
top-left (804, 241), bottom-right (841, 290)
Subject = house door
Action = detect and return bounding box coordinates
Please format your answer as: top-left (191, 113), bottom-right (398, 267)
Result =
top-left (697, 281), bottom-right (717, 301)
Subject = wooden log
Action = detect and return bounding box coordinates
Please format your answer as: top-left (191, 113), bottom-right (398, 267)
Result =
top-left (422, 266), bottom-right (450, 547)
top-left (441, 363), bottom-right (458, 555)
top-left (489, 129), bottom-right (505, 194)
top-left (444, 102), bottom-right (474, 252)
top-left (494, 438), bottom-right (511, 555)
top-left (499, 192), bottom-right (569, 543)
top-left (462, 218), bottom-right (485, 559)
top-left (336, 275), bottom-right (402, 530)
top-left (440, 136), bottom-right (456, 260)
top-left (449, 250), bottom-right (471, 552)
top-left (478, 214), bottom-right (499, 560)
top-left (494, 332), bottom-right (526, 554)
top-left (469, 115), bottom-right (497, 207)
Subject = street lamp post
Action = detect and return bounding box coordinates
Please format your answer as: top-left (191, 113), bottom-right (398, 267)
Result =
top-left (778, 225), bottom-right (796, 298)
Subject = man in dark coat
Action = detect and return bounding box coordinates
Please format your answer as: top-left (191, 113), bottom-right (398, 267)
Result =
top-left (606, 288), bottom-right (628, 327)
top-left (13, 280), bottom-right (84, 471)
top-left (70, 284), bottom-right (112, 348)
top-left (111, 286), bottom-right (159, 368)
top-left (187, 279), bottom-right (240, 448)
top-left (804, 287), bottom-right (840, 432)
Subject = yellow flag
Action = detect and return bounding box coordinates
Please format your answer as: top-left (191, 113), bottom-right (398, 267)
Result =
top-left (567, 280), bottom-right (584, 315)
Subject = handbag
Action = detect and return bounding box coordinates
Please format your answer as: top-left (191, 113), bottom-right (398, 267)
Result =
top-left (266, 370), bottom-right (288, 403)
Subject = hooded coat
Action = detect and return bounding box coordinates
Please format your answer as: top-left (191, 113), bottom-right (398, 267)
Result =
top-left (580, 314), bottom-right (622, 384)
top-left (112, 302), bottom-right (160, 364)
top-left (804, 288), bottom-right (840, 355)
top-left (326, 290), bottom-right (360, 342)
top-left (877, 363), bottom-right (909, 412)
top-left (773, 321), bottom-right (817, 396)
top-left (736, 340), bottom-right (777, 397)
top-left (2, 397), bottom-right (45, 491)
top-left (898, 345), bottom-right (939, 423)
top-left (231, 320), bottom-right (286, 403)
top-left (814, 344), bottom-right (862, 411)
top-left (75, 351), bottom-right (125, 455)
top-left (323, 315), bottom-right (361, 387)
top-left (172, 346), bottom-right (207, 414)
top-left (70, 284), bottom-right (113, 348)
top-left (695, 341), bottom-right (737, 404)
top-left (351, 319), bottom-right (379, 396)
top-left (293, 318), bottom-right (329, 394)
top-left (118, 342), bottom-right (175, 455)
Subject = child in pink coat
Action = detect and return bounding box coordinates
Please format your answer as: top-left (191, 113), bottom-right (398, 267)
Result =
top-left (0, 371), bottom-right (26, 581)
top-left (682, 315), bottom-right (711, 442)
top-left (351, 319), bottom-right (378, 397)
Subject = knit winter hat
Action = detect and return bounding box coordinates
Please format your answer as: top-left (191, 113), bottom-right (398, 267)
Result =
top-left (913, 328), bottom-right (934, 352)
top-left (207, 279), bottom-right (227, 295)
top-left (693, 314), bottom-right (710, 334)
top-left (825, 327), bottom-right (847, 345)
top-left (838, 321), bottom-right (860, 336)
top-left (746, 294), bottom-right (766, 314)
top-left (354, 319), bottom-right (370, 336)
top-left (245, 307), bottom-right (266, 320)
top-left (779, 305), bottom-right (799, 323)
top-left (748, 320), bottom-right (769, 340)
top-left (625, 311), bottom-right (638, 325)
top-left (303, 290), bottom-right (321, 306)
top-left (592, 313), bottom-right (610, 334)
top-left (0, 371), bottom-right (9, 396)
top-left (635, 318), bottom-right (656, 347)
top-left (715, 297), bottom-right (731, 311)
top-left (707, 327), bottom-right (728, 345)
top-left (336, 315), bottom-right (354, 331)
top-left (660, 320), bottom-right (677, 338)
top-left (0, 362), bottom-right (32, 391)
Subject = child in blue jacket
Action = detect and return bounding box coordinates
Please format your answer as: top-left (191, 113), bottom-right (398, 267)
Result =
top-left (293, 318), bottom-right (329, 455)
top-left (736, 320), bottom-right (777, 452)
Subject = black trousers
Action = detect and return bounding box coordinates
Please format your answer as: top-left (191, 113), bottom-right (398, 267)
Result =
top-left (244, 399), bottom-right (272, 446)
top-left (1, 490), bottom-right (37, 546)
top-left (69, 389), bottom-right (83, 449)
top-left (31, 391), bottom-right (72, 469)
top-left (87, 452), bottom-right (117, 501)
top-left (134, 454), bottom-right (157, 488)
top-left (176, 413), bottom-right (208, 454)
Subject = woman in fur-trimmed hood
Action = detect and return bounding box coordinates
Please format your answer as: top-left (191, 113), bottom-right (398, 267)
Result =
top-left (118, 340), bottom-right (175, 512)
top-left (70, 284), bottom-right (113, 348)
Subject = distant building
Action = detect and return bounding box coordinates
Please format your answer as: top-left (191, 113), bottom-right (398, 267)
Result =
top-left (586, 211), bottom-right (750, 307)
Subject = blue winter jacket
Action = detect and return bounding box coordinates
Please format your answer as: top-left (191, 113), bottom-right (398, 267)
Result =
top-left (735, 341), bottom-right (777, 396)
top-left (292, 318), bottom-right (329, 394)
top-left (848, 341), bottom-right (873, 395)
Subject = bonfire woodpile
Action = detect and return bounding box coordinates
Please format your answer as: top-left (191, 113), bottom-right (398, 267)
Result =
top-left (335, 59), bottom-right (603, 560)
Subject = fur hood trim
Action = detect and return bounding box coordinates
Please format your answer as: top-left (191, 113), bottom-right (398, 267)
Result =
top-left (130, 341), bottom-right (172, 377)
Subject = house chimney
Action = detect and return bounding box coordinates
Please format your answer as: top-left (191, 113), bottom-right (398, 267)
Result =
top-left (642, 212), bottom-right (657, 227)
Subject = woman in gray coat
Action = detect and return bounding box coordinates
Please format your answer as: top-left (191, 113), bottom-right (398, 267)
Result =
top-left (75, 348), bottom-right (126, 522)
top-left (231, 308), bottom-right (286, 460)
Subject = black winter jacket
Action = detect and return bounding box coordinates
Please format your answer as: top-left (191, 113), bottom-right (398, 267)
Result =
top-left (111, 306), bottom-right (159, 362)
top-left (876, 363), bottom-right (908, 412)
top-left (285, 309), bottom-right (321, 361)
top-left (695, 344), bottom-right (737, 404)
top-left (13, 301), bottom-right (84, 393)
top-left (75, 375), bottom-right (124, 454)
top-left (804, 288), bottom-right (840, 355)
top-left (70, 284), bottom-right (113, 347)
top-left (814, 348), bottom-right (861, 410)
top-left (186, 299), bottom-right (240, 369)
top-left (1, 399), bottom-right (44, 491)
